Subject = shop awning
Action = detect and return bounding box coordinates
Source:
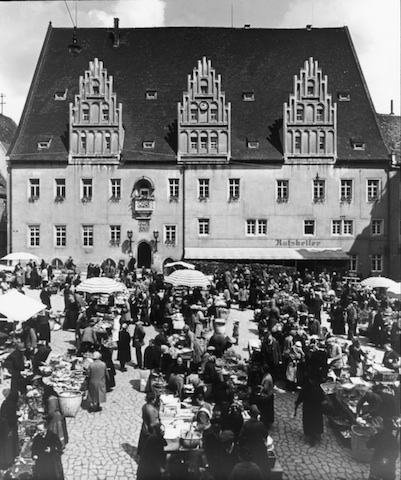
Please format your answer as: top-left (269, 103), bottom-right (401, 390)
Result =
top-left (185, 247), bottom-right (348, 261)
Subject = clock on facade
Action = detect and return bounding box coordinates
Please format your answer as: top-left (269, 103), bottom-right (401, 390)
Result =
top-left (199, 101), bottom-right (208, 111)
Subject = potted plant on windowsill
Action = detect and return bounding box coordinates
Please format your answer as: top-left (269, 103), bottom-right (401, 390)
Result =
top-left (228, 195), bottom-right (239, 203)
top-left (109, 240), bottom-right (120, 247)
top-left (169, 196), bottom-right (179, 203)
top-left (109, 195), bottom-right (121, 203)
top-left (313, 196), bottom-right (325, 203)
top-left (198, 196), bottom-right (208, 202)
top-left (28, 195), bottom-right (39, 203)
top-left (367, 195), bottom-right (378, 203)
top-left (165, 240), bottom-right (176, 247)
top-left (81, 196), bottom-right (92, 204)
top-left (340, 196), bottom-right (352, 204)
top-left (54, 195), bottom-right (65, 203)
top-left (277, 197), bottom-right (288, 203)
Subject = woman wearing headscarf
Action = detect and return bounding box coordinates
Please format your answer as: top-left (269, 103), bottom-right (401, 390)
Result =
top-left (0, 390), bottom-right (20, 470)
top-left (137, 392), bottom-right (159, 456)
top-left (42, 385), bottom-right (69, 450)
top-left (137, 423), bottom-right (166, 480)
top-left (117, 323), bottom-right (131, 372)
top-left (286, 341), bottom-right (305, 390)
top-left (31, 421), bottom-right (64, 480)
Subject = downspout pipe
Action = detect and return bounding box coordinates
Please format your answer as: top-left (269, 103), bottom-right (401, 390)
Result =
top-left (6, 159), bottom-right (11, 254)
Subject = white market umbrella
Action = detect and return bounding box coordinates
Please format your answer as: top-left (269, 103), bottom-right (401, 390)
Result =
top-left (164, 261), bottom-right (195, 270)
top-left (1, 252), bottom-right (40, 262)
top-left (0, 289), bottom-right (47, 322)
top-left (164, 269), bottom-right (210, 288)
top-left (75, 277), bottom-right (127, 294)
top-left (386, 282), bottom-right (401, 299)
top-left (360, 277), bottom-right (396, 289)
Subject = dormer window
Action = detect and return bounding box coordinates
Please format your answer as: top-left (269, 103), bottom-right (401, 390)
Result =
top-left (351, 139), bottom-right (365, 150)
top-left (54, 89), bottom-right (68, 101)
top-left (247, 140), bottom-right (259, 149)
top-left (146, 90), bottom-right (157, 100)
top-left (200, 79), bottom-right (208, 94)
top-left (143, 141), bottom-right (155, 149)
top-left (338, 91), bottom-right (350, 101)
top-left (242, 91), bottom-right (254, 102)
top-left (38, 139), bottom-right (52, 150)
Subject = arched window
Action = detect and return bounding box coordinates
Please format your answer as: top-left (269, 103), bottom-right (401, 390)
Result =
top-left (190, 104), bottom-right (198, 122)
top-left (210, 104), bottom-right (218, 122)
top-left (102, 104), bottom-right (109, 121)
top-left (190, 132), bottom-right (198, 151)
top-left (104, 132), bottom-right (111, 153)
top-left (82, 104), bottom-right (89, 122)
top-left (200, 78), bottom-right (208, 94)
top-left (51, 258), bottom-right (64, 269)
top-left (294, 131), bottom-right (302, 154)
top-left (93, 79), bottom-right (100, 95)
top-left (307, 79), bottom-right (314, 96)
top-left (80, 132), bottom-right (87, 152)
top-left (210, 132), bottom-right (218, 152)
top-left (296, 105), bottom-right (304, 121)
top-left (316, 105), bottom-right (324, 122)
top-left (200, 132), bottom-right (208, 151)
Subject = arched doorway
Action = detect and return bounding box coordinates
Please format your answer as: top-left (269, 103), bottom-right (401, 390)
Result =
top-left (137, 241), bottom-right (152, 268)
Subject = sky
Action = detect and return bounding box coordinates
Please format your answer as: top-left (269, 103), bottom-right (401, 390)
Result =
top-left (0, 0), bottom-right (399, 124)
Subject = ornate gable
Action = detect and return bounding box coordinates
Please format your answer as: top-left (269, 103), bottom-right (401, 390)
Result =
top-left (283, 57), bottom-right (337, 164)
top-left (177, 57), bottom-right (231, 164)
top-left (69, 58), bottom-right (124, 164)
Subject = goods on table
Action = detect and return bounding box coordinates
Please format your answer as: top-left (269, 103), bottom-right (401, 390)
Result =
top-left (180, 428), bottom-right (202, 449)
top-left (41, 356), bottom-right (87, 394)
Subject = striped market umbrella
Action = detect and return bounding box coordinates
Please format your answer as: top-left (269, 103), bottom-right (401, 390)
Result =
top-left (386, 282), bottom-right (401, 299)
top-left (164, 269), bottom-right (210, 288)
top-left (75, 277), bottom-right (127, 294)
top-left (360, 276), bottom-right (396, 289)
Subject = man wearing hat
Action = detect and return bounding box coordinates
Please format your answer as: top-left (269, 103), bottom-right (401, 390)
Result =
top-left (87, 350), bottom-right (109, 412)
top-left (219, 429), bottom-right (240, 479)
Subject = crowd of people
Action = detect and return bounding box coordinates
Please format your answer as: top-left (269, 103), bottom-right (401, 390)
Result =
top-left (0, 259), bottom-right (400, 480)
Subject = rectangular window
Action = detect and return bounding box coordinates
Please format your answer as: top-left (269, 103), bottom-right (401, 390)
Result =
top-left (313, 179), bottom-right (325, 201)
top-left (210, 135), bottom-right (218, 151)
top-left (146, 91), bottom-right (157, 100)
top-left (82, 225), bottom-right (94, 247)
top-left (246, 220), bottom-right (256, 235)
top-left (82, 107), bottom-right (89, 121)
top-left (28, 225), bottom-right (40, 247)
top-left (81, 135), bottom-right (87, 152)
top-left (169, 179), bottom-right (179, 199)
top-left (277, 180), bottom-right (289, 202)
top-left (200, 135), bottom-right (207, 151)
top-left (198, 218), bottom-right (209, 236)
top-left (318, 134), bottom-right (325, 154)
top-left (258, 219), bottom-right (267, 235)
top-left (81, 179), bottom-right (93, 200)
top-left (102, 107), bottom-right (109, 121)
top-left (55, 225), bottom-right (66, 247)
top-left (198, 179), bottom-right (210, 199)
top-left (29, 179), bottom-right (40, 199)
top-left (110, 179), bottom-right (121, 199)
top-left (164, 225), bottom-right (177, 244)
top-left (332, 220), bottom-right (341, 235)
top-left (296, 106), bottom-right (303, 121)
top-left (110, 225), bottom-right (121, 244)
top-left (367, 179), bottom-right (380, 202)
top-left (229, 179), bottom-right (240, 200)
top-left (371, 219), bottom-right (383, 236)
top-left (190, 134), bottom-right (198, 150)
top-left (349, 254), bottom-right (358, 272)
top-left (343, 220), bottom-right (353, 235)
top-left (371, 254), bottom-right (383, 273)
top-left (55, 179), bottom-right (66, 198)
top-left (190, 109), bottom-right (198, 122)
top-left (304, 220), bottom-right (315, 236)
top-left (294, 134), bottom-right (301, 154)
top-left (340, 179), bottom-right (353, 202)
top-left (210, 109), bottom-right (218, 121)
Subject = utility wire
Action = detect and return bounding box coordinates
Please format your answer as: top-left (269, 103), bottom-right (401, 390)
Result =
top-left (64, 0), bottom-right (75, 27)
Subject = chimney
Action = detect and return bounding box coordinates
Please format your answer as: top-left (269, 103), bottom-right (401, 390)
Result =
top-left (390, 99), bottom-right (394, 115)
top-left (306, 24), bottom-right (312, 31)
top-left (113, 17), bottom-right (120, 48)
top-left (244, 24), bottom-right (251, 29)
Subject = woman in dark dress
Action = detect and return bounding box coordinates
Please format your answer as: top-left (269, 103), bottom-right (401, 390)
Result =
top-left (294, 377), bottom-right (325, 445)
top-left (42, 385), bottom-right (69, 449)
top-left (117, 323), bottom-right (131, 372)
top-left (0, 390), bottom-right (20, 470)
top-left (100, 343), bottom-right (116, 391)
top-left (137, 423), bottom-right (166, 480)
top-left (31, 421), bottom-right (64, 480)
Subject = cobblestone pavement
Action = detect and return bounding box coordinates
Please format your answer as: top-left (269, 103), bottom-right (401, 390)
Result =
top-left (1, 289), bottom-right (399, 480)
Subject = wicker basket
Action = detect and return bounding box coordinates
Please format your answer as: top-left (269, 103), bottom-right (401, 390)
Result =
top-left (58, 391), bottom-right (83, 417)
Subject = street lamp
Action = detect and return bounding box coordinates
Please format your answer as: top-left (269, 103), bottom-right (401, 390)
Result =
top-left (153, 229), bottom-right (159, 252)
top-left (127, 230), bottom-right (133, 254)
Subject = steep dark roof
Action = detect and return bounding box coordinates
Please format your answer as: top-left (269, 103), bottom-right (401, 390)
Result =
top-left (0, 114), bottom-right (17, 145)
top-left (376, 114), bottom-right (401, 163)
top-left (9, 25), bottom-right (389, 163)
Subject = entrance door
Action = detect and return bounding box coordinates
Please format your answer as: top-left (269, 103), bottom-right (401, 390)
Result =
top-left (137, 241), bottom-right (152, 268)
